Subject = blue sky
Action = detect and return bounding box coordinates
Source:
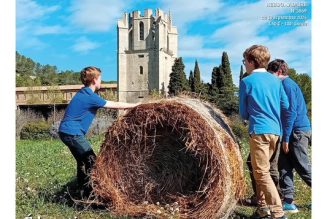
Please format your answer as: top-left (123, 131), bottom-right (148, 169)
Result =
top-left (16, 0), bottom-right (311, 86)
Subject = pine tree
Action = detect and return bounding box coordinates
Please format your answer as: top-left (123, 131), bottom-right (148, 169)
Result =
top-left (189, 70), bottom-right (195, 92)
top-left (168, 57), bottom-right (187, 96)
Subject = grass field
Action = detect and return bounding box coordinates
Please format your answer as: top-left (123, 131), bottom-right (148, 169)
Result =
top-left (16, 136), bottom-right (311, 218)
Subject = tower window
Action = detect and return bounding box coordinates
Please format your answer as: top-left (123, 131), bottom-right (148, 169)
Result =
top-left (139, 21), bottom-right (144, 40)
top-left (140, 66), bottom-right (143, 75)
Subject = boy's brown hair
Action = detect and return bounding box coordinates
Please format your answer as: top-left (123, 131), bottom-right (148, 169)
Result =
top-left (243, 45), bottom-right (271, 69)
top-left (80, 66), bottom-right (101, 86)
top-left (267, 59), bottom-right (289, 76)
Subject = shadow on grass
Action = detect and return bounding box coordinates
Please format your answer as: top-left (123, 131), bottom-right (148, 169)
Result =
top-left (37, 178), bottom-right (254, 218)
top-left (229, 211), bottom-right (252, 219)
top-left (37, 178), bottom-right (107, 212)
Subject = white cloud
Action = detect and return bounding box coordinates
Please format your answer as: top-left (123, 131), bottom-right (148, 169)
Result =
top-left (179, 35), bottom-right (222, 59)
top-left (215, 0), bottom-right (290, 23)
top-left (34, 25), bottom-right (68, 35)
top-left (266, 23), bottom-right (311, 74)
top-left (72, 37), bottom-right (100, 53)
top-left (179, 36), bottom-right (203, 50)
top-left (180, 48), bottom-right (222, 60)
top-left (69, 0), bottom-right (127, 32)
top-left (160, 0), bottom-right (222, 33)
top-left (16, 23), bottom-right (48, 50)
top-left (16, 0), bottom-right (62, 49)
top-left (206, 0), bottom-right (312, 85)
top-left (16, 0), bottom-right (60, 21)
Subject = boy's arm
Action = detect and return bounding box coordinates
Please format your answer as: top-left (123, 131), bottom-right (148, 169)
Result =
top-left (239, 80), bottom-right (249, 120)
top-left (281, 84), bottom-right (296, 144)
top-left (280, 83), bottom-right (289, 112)
top-left (104, 101), bottom-right (139, 109)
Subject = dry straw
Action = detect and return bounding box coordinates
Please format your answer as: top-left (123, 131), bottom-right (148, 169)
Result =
top-left (91, 97), bottom-right (245, 219)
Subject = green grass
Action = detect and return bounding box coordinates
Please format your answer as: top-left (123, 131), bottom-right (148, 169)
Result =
top-left (16, 137), bottom-right (311, 218)
top-left (16, 135), bottom-right (123, 219)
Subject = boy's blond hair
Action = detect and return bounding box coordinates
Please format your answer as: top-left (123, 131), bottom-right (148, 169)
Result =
top-left (80, 66), bottom-right (101, 86)
top-left (243, 45), bottom-right (271, 69)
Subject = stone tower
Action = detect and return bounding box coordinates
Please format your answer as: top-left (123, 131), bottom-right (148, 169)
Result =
top-left (117, 9), bottom-right (178, 102)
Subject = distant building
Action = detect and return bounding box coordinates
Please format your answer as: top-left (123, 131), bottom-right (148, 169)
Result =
top-left (117, 8), bottom-right (178, 102)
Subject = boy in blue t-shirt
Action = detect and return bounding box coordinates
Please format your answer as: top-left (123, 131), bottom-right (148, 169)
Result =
top-left (239, 45), bottom-right (289, 219)
top-left (268, 59), bottom-right (311, 213)
top-left (59, 66), bottom-right (138, 194)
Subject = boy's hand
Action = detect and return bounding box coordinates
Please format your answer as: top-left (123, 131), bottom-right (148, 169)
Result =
top-left (282, 142), bottom-right (289, 154)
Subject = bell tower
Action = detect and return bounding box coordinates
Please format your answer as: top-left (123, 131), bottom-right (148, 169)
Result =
top-left (117, 8), bottom-right (178, 102)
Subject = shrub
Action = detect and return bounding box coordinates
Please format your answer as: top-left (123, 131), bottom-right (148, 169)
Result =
top-left (229, 114), bottom-right (248, 142)
top-left (20, 120), bottom-right (51, 140)
top-left (16, 110), bottom-right (43, 139)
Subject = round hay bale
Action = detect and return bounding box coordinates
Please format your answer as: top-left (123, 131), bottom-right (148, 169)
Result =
top-left (91, 97), bottom-right (245, 219)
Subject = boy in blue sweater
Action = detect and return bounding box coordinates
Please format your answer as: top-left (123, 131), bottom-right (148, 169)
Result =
top-left (240, 45), bottom-right (289, 219)
top-left (268, 59), bottom-right (311, 213)
top-left (59, 66), bottom-right (138, 194)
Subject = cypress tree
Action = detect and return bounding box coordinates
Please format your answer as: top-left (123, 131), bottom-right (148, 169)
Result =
top-left (221, 52), bottom-right (233, 96)
top-left (189, 70), bottom-right (195, 92)
top-left (216, 65), bottom-right (224, 93)
top-left (209, 67), bottom-right (219, 101)
top-left (180, 58), bottom-right (189, 91)
top-left (193, 60), bottom-right (201, 93)
top-left (211, 67), bottom-right (218, 87)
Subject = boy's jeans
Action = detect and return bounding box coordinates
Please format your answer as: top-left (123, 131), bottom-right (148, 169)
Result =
top-left (59, 132), bottom-right (96, 188)
top-left (279, 130), bottom-right (312, 201)
top-left (250, 134), bottom-right (284, 218)
top-left (247, 139), bottom-right (281, 197)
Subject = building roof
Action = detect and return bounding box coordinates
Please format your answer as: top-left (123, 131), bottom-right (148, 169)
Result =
top-left (16, 83), bottom-right (117, 92)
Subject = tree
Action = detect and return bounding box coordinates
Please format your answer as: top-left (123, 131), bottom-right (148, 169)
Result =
top-left (193, 60), bottom-right (202, 93)
top-left (216, 65), bottom-right (224, 92)
top-left (288, 68), bottom-right (311, 119)
top-left (221, 52), bottom-right (234, 97)
top-left (57, 70), bottom-right (80, 85)
top-left (209, 52), bottom-right (238, 115)
top-left (181, 62), bottom-right (189, 91)
top-left (208, 67), bottom-right (220, 101)
top-left (211, 66), bottom-right (218, 87)
top-left (168, 57), bottom-right (188, 95)
top-left (189, 70), bottom-right (195, 92)
top-left (16, 51), bottom-right (83, 86)
top-left (39, 64), bottom-right (57, 85)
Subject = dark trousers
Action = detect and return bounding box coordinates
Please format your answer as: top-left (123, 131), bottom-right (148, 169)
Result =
top-left (247, 139), bottom-right (281, 197)
top-left (278, 130), bottom-right (311, 200)
top-left (59, 132), bottom-right (96, 189)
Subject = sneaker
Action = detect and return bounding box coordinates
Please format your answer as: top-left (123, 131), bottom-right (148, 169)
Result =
top-left (283, 202), bottom-right (299, 213)
top-left (251, 207), bottom-right (271, 219)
